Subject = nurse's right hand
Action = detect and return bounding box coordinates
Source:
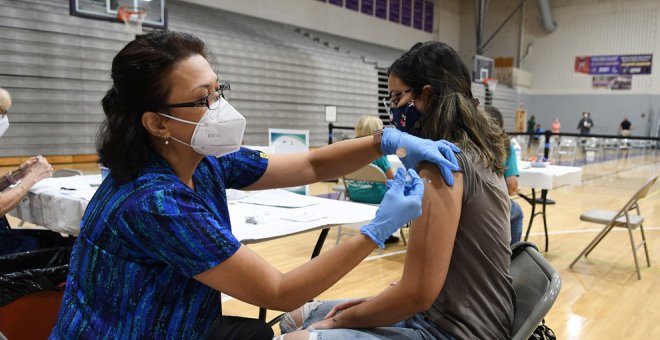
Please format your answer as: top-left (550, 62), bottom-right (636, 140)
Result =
top-left (360, 168), bottom-right (424, 248)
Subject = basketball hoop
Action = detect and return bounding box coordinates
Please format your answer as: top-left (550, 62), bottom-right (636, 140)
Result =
top-left (482, 78), bottom-right (498, 92)
top-left (117, 6), bottom-right (147, 35)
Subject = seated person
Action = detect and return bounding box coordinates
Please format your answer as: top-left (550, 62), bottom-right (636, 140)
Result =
top-left (0, 88), bottom-right (72, 256)
top-left (345, 116), bottom-right (395, 204)
top-left (485, 106), bottom-right (524, 244)
top-left (279, 42), bottom-right (514, 339)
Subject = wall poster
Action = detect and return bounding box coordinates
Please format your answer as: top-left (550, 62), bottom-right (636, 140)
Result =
top-left (575, 54), bottom-right (652, 75)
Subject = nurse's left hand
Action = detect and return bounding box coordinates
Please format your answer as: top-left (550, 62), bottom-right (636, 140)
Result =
top-left (381, 128), bottom-right (461, 186)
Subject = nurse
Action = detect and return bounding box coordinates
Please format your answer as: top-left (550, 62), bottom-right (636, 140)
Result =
top-left (50, 31), bottom-right (460, 339)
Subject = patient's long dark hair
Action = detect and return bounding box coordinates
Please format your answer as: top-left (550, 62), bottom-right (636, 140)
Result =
top-left (98, 31), bottom-right (209, 182)
top-left (388, 42), bottom-right (508, 174)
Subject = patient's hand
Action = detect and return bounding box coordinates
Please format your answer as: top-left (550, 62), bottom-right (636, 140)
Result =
top-left (308, 299), bottom-right (368, 330)
top-left (322, 298), bottom-right (368, 320)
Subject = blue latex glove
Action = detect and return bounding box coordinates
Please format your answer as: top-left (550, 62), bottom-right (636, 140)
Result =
top-left (381, 128), bottom-right (461, 186)
top-left (361, 168), bottom-right (425, 248)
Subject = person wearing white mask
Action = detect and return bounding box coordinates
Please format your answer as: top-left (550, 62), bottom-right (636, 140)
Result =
top-left (0, 87), bottom-right (67, 256)
top-left (51, 31), bottom-right (462, 339)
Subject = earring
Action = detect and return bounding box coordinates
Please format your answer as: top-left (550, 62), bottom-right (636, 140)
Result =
top-left (161, 134), bottom-right (169, 145)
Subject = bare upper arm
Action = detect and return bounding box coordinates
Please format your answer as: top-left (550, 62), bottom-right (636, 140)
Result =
top-left (398, 163), bottom-right (463, 307)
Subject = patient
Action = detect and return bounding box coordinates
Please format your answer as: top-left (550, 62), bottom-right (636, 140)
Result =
top-left (279, 42), bottom-right (514, 339)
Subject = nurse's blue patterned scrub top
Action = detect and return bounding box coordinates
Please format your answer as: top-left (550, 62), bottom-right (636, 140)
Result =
top-left (50, 148), bottom-right (269, 339)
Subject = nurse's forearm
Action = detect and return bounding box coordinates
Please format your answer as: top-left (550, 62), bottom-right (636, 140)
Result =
top-left (274, 233), bottom-right (377, 310)
top-left (304, 134), bottom-right (382, 182)
top-left (246, 134), bottom-right (382, 190)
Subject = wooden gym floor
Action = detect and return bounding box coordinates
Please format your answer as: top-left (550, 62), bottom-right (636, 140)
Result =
top-left (3, 150), bottom-right (659, 339)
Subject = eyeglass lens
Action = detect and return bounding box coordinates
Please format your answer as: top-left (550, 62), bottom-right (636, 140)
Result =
top-left (384, 88), bottom-right (412, 109)
top-left (207, 83), bottom-right (230, 109)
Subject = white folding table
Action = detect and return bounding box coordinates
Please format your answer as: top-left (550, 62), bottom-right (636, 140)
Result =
top-left (11, 175), bottom-right (377, 242)
top-left (517, 162), bottom-right (583, 251)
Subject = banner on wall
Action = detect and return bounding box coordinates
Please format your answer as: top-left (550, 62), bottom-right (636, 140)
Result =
top-left (592, 75), bottom-right (632, 90)
top-left (575, 54), bottom-right (652, 75)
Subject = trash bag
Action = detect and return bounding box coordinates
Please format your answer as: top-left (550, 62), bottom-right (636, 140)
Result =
top-left (0, 246), bottom-right (72, 306)
top-left (0, 216), bottom-right (75, 257)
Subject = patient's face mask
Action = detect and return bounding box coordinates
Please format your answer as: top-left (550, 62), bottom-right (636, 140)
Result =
top-left (159, 98), bottom-right (246, 157)
top-left (0, 115), bottom-right (9, 138)
top-left (388, 100), bottom-right (423, 134)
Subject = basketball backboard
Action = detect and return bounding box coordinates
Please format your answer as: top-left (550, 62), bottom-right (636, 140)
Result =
top-left (473, 54), bottom-right (495, 82)
top-left (70, 0), bottom-right (166, 29)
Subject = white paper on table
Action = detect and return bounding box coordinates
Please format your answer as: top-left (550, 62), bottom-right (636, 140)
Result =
top-left (237, 189), bottom-right (319, 208)
top-left (280, 211), bottom-right (327, 222)
top-left (230, 197), bottom-right (378, 243)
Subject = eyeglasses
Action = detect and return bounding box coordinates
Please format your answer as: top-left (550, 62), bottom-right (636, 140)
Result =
top-left (382, 88), bottom-right (414, 110)
top-left (0, 108), bottom-right (7, 120)
top-left (165, 83), bottom-right (231, 110)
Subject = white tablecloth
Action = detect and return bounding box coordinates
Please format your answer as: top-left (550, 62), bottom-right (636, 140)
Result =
top-left (518, 162), bottom-right (583, 190)
top-left (10, 175), bottom-right (378, 243)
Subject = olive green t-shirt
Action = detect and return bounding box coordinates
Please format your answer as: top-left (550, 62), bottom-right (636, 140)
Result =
top-left (422, 150), bottom-right (515, 339)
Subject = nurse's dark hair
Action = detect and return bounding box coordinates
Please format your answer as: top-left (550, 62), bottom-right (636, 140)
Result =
top-left (98, 31), bottom-right (210, 182)
top-left (387, 42), bottom-right (508, 174)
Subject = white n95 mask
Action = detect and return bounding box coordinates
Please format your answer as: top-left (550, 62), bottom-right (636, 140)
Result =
top-left (0, 116), bottom-right (9, 138)
top-left (158, 98), bottom-right (246, 157)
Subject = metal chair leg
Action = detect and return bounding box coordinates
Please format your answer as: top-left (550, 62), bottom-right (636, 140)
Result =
top-left (639, 224), bottom-right (651, 267)
top-left (524, 190), bottom-right (537, 241)
top-left (335, 225), bottom-right (343, 246)
top-left (570, 224), bottom-right (613, 269)
top-left (626, 226), bottom-right (642, 280)
top-left (584, 224), bottom-right (614, 258)
top-left (541, 190), bottom-right (549, 252)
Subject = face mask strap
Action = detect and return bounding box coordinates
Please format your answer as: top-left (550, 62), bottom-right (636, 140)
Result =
top-left (157, 112), bottom-right (202, 126)
top-left (168, 135), bottom-right (194, 149)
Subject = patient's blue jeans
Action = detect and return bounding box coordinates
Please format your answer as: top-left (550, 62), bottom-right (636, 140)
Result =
top-left (280, 299), bottom-right (454, 340)
top-left (510, 199), bottom-right (524, 244)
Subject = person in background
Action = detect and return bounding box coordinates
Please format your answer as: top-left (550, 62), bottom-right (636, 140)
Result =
top-left (280, 41), bottom-right (513, 340)
top-left (50, 31), bottom-right (461, 339)
top-left (485, 106), bottom-right (523, 244)
top-left (619, 117), bottom-right (632, 136)
top-left (551, 117), bottom-right (562, 146)
top-left (532, 123), bottom-right (545, 149)
top-left (0, 87), bottom-right (70, 256)
top-left (577, 111), bottom-right (594, 135)
top-left (551, 117), bottom-right (561, 134)
top-left (347, 115), bottom-right (398, 244)
top-left (526, 114), bottom-right (536, 148)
